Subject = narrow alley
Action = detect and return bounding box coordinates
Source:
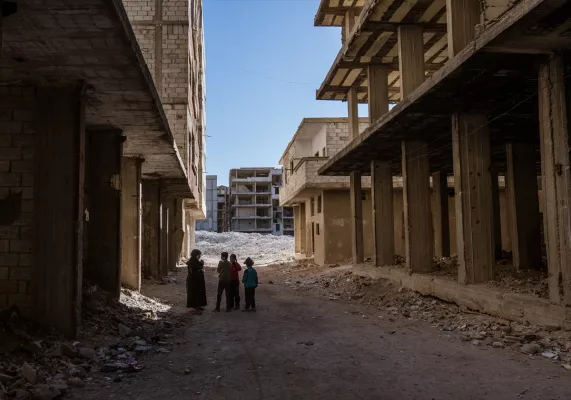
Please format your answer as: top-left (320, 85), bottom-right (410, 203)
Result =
top-left (70, 266), bottom-right (571, 400)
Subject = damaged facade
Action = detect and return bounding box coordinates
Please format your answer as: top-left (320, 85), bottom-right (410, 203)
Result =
top-left (0, 0), bottom-right (206, 336)
top-left (229, 168), bottom-right (293, 235)
top-left (307, 0), bottom-right (571, 326)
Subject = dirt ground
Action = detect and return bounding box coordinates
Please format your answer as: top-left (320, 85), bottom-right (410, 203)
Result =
top-left (68, 265), bottom-right (571, 400)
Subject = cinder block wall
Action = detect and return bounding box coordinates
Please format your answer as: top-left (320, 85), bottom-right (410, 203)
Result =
top-left (122, 0), bottom-right (191, 173)
top-left (0, 86), bottom-right (35, 312)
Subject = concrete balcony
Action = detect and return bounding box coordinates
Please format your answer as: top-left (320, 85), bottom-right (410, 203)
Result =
top-left (280, 157), bottom-right (371, 206)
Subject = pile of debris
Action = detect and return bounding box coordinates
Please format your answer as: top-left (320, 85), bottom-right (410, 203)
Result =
top-left (0, 283), bottom-right (182, 399)
top-left (284, 268), bottom-right (571, 371)
top-left (488, 263), bottom-right (549, 299)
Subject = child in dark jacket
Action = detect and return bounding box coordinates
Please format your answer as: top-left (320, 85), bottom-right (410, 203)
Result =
top-left (229, 254), bottom-right (242, 310)
top-left (241, 257), bottom-right (258, 312)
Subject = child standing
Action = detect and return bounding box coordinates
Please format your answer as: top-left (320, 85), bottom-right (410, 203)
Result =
top-left (241, 257), bottom-right (258, 312)
top-left (215, 252), bottom-right (232, 312)
top-left (229, 254), bottom-right (241, 310)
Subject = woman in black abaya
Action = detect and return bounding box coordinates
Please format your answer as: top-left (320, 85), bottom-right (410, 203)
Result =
top-left (186, 249), bottom-right (207, 310)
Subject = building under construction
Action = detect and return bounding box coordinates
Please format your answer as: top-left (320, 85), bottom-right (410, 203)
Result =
top-left (0, 0), bottom-right (206, 336)
top-left (309, 0), bottom-right (571, 328)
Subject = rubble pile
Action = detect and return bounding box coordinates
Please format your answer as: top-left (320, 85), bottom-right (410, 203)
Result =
top-left (0, 284), bottom-right (183, 400)
top-left (195, 231), bottom-right (294, 267)
top-left (488, 263), bottom-right (549, 299)
top-left (284, 268), bottom-right (571, 371)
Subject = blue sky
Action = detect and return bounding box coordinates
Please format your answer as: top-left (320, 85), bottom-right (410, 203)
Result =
top-left (203, 0), bottom-right (368, 186)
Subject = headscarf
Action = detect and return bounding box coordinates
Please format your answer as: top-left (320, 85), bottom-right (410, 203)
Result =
top-left (190, 249), bottom-right (201, 260)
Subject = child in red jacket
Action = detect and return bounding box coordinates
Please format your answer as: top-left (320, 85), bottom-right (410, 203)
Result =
top-left (229, 254), bottom-right (242, 310)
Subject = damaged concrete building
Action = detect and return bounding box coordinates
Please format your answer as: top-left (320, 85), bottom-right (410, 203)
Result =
top-left (311, 0), bottom-right (571, 327)
top-left (229, 168), bottom-right (293, 235)
top-left (0, 0), bottom-right (206, 336)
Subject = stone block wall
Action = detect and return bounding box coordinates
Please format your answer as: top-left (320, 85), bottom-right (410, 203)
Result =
top-left (0, 86), bottom-right (35, 312)
top-left (122, 0), bottom-right (191, 172)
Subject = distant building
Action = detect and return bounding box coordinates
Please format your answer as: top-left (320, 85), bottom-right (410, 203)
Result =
top-left (196, 175), bottom-right (218, 232)
top-left (217, 185), bottom-right (230, 233)
top-left (229, 168), bottom-right (293, 235)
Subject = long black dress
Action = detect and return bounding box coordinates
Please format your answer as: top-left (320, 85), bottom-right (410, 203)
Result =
top-left (186, 258), bottom-right (207, 308)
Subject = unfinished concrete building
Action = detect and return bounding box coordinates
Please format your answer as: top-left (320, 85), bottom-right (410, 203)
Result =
top-left (0, 0), bottom-right (206, 337)
top-left (281, 117), bottom-right (513, 265)
top-left (217, 185), bottom-right (230, 233)
top-left (229, 168), bottom-right (292, 235)
top-left (313, 0), bottom-right (571, 328)
top-left (196, 175), bottom-right (217, 232)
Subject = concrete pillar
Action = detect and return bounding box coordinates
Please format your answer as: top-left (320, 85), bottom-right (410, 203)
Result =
top-left (432, 171), bottom-right (450, 258)
top-left (294, 206), bottom-right (301, 253)
top-left (452, 113), bottom-right (495, 284)
top-left (299, 203), bottom-right (307, 255)
top-left (348, 88), bottom-right (359, 139)
top-left (160, 194), bottom-right (170, 278)
top-left (538, 54), bottom-right (571, 305)
top-left (168, 198), bottom-right (184, 271)
top-left (34, 85), bottom-right (85, 337)
top-left (371, 160), bottom-right (394, 266)
top-left (506, 143), bottom-right (541, 270)
top-left (120, 157), bottom-right (143, 291)
top-left (142, 180), bottom-right (160, 280)
top-left (402, 140), bottom-right (433, 272)
top-left (490, 167), bottom-right (503, 260)
top-left (350, 171), bottom-right (364, 264)
top-left (368, 66), bottom-right (389, 122)
top-left (398, 25), bottom-right (425, 99)
top-left (86, 129), bottom-right (123, 297)
top-left (446, 0), bottom-right (481, 58)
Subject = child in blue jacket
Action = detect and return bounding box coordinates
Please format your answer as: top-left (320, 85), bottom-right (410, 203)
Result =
top-left (241, 257), bottom-right (258, 312)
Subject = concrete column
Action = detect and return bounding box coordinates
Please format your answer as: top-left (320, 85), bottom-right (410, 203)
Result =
top-left (294, 206), bottom-right (301, 253)
top-left (142, 180), bottom-right (160, 280)
top-left (371, 160), bottom-right (394, 266)
top-left (432, 171), bottom-right (450, 258)
top-left (402, 140), bottom-right (433, 272)
top-left (86, 129), bottom-right (123, 297)
top-left (160, 194), bottom-right (170, 278)
top-left (168, 198), bottom-right (184, 271)
top-left (398, 25), bottom-right (425, 99)
top-left (452, 113), bottom-right (494, 284)
top-left (490, 167), bottom-right (503, 260)
top-left (538, 54), bottom-right (571, 305)
top-left (350, 171), bottom-right (364, 264)
top-left (506, 143), bottom-right (541, 270)
top-left (348, 88), bottom-right (360, 139)
top-left (446, 0), bottom-right (481, 58)
top-left (299, 203), bottom-right (307, 255)
top-left (34, 84), bottom-right (85, 337)
top-left (368, 65), bottom-right (389, 122)
top-left (120, 157), bottom-right (143, 291)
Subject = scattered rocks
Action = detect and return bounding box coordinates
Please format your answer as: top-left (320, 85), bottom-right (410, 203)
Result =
top-left (492, 342), bottom-right (505, 348)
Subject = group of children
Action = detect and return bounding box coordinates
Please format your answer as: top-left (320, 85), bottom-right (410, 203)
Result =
top-left (215, 252), bottom-right (258, 312)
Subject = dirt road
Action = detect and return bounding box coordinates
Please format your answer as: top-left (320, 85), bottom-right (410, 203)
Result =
top-left (72, 267), bottom-right (571, 400)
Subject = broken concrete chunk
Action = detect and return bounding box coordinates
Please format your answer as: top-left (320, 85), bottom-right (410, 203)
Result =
top-left (521, 343), bottom-right (541, 355)
top-left (77, 347), bottom-right (95, 360)
top-left (57, 343), bottom-right (77, 358)
top-left (20, 362), bottom-right (37, 385)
